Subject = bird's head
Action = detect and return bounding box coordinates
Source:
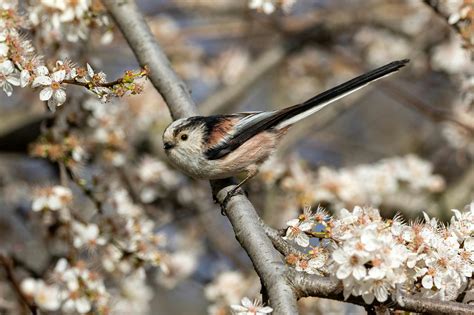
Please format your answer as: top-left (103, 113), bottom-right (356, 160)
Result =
top-left (162, 117), bottom-right (207, 160)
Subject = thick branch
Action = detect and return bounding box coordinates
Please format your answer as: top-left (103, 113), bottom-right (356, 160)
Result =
top-left (103, 1), bottom-right (298, 313)
top-left (261, 218), bottom-right (303, 257)
top-left (290, 270), bottom-right (474, 314)
top-left (212, 181), bottom-right (298, 313)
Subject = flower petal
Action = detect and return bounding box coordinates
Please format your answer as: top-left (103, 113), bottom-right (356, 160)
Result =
top-left (52, 70), bottom-right (65, 82)
top-left (421, 275), bottom-right (433, 289)
top-left (352, 265), bottom-right (367, 280)
top-left (2, 82), bottom-right (13, 96)
top-left (332, 249), bottom-right (347, 264)
top-left (33, 75), bottom-right (52, 87)
top-left (40, 87), bottom-right (53, 101)
top-left (20, 70), bottom-right (31, 87)
top-left (295, 233), bottom-right (309, 247)
top-left (336, 264), bottom-right (352, 279)
top-left (53, 88), bottom-right (66, 105)
top-left (7, 75), bottom-right (20, 86)
top-left (36, 66), bottom-right (49, 76)
top-left (0, 60), bottom-right (14, 74)
top-left (241, 297), bottom-right (252, 308)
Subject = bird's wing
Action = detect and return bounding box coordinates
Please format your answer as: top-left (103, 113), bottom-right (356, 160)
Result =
top-left (205, 59), bottom-right (409, 160)
top-left (204, 111), bottom-right (276, 159)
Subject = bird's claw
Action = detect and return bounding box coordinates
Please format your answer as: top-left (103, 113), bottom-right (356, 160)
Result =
top-left (220, 187), bottom-right (240, 215)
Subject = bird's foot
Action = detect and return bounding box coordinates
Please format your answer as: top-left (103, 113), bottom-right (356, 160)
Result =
top-left (220, 187), bottom-right (241, 215)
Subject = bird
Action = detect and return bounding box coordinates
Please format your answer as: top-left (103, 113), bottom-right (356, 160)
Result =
top-left (162, 59), bottom-right (409, 210)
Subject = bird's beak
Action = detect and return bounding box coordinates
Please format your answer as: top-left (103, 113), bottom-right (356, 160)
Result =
top-left (163, 142), bottom-right (175, 151)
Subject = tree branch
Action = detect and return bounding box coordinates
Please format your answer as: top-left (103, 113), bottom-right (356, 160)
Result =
top-left (290, 270), bottom-right (474, 314)
top-left (422, 0), bottom-right (463, 34)
top-left (103, 1), bottom-right (298, 313)
top-left (261, 218), bottom-right (303, 257)
top-left (103, 0), bottom-right (198, 119)
top-left (212, 181), bottom-right (298, 313)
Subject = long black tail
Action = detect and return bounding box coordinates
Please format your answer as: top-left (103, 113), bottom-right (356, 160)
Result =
top-left (205, 59), bottom-right (409, 160)
top-left (275, 59), bottom-right (409, 128)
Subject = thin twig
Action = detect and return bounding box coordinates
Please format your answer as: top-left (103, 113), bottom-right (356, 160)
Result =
top-left (422, 0), bottom-right (463, 34)
top-left (0, 255), bottom-right (38, 315)
top-left (64, 165), bottom-right (103, 214)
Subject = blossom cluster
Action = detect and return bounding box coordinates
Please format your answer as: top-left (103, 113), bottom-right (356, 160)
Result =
top-left (205, 271), bottom-right (263, 315)
top-left (431, 34), bottom-right (474, 156)
top-left (248, 0), bottom-right (297, 15)
top-left (21, 259), bottom-right (109, 313)
top-left (283, 203), bottom-right (474, 304)
top-left (0, 1), bottom-right (147, 111)
top-left (24, 184), bottom-right (168, 313)
top-left (28, 0), bottom-right (112, 44)
top-left (441, 0), bottom-right (474, 47)
top-left (259, 154), bottom-right (445, 212)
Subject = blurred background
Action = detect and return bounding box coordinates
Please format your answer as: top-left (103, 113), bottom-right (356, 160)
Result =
top-left (0, 0), bottom-right (473, 314)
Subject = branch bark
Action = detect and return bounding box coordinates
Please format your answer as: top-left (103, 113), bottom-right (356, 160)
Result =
top-left (290, 270), bottom-right (474, 314)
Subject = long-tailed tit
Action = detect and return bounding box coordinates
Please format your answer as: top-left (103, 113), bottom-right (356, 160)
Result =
top-left (163, 59), bottom-right (409, 207)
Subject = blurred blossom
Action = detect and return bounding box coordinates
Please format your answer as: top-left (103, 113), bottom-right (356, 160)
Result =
top-left (354, 28), bottom-right (411, 66)
top-left (249, 0), bottom-right (276, 14)
top-left (270, 154), bottom-right (445, 211)
top-left (20, 278), bottom-right (61, 311)
top-left (431, 36), bottom-right (472, 74)
top-left (248, 0), bottom-right (296, 14)
top-left (112, 269), bottom-right (154, 315)
top-left (157, 250), bottom-right (200, 288)
top-left (137, 156), bottom-right (181, 203)
top-left (205, 270), bottom-right (260, 313)
top-left (72, 222), bottom-right (107, 249)
top-left (28, 0), bottom-right (111, 44)
top-left (442, 97), bottom-right (474, 156)
top-left (32, 185), bottom-right (73, 212)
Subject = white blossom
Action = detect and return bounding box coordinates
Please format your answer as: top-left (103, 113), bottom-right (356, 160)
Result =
top-left (20, 278), bottom-right (61, 311)
top-left (72, 222), bottom-right (107, 249)
top-left (230, 297), bottom-right (273, 315)
top-left (32, 186), bottom-right (73, 212)
top-left (32, 68), bottom-right (67, 111)
top-left (283, 218), bottom-right (313, 247)
top-left (0, 60), bottom-right (20, 96)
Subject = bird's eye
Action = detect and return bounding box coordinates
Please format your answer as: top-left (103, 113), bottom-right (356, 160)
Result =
top-left (180, 134), bottom-right (188, 141)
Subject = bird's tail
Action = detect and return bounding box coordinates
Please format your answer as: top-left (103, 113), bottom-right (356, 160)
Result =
top-left (275, 59), bottom-right (409, 129)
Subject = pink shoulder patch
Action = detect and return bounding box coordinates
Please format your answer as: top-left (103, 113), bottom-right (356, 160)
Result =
top-left (207, 117), bottom-right (238, 148)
